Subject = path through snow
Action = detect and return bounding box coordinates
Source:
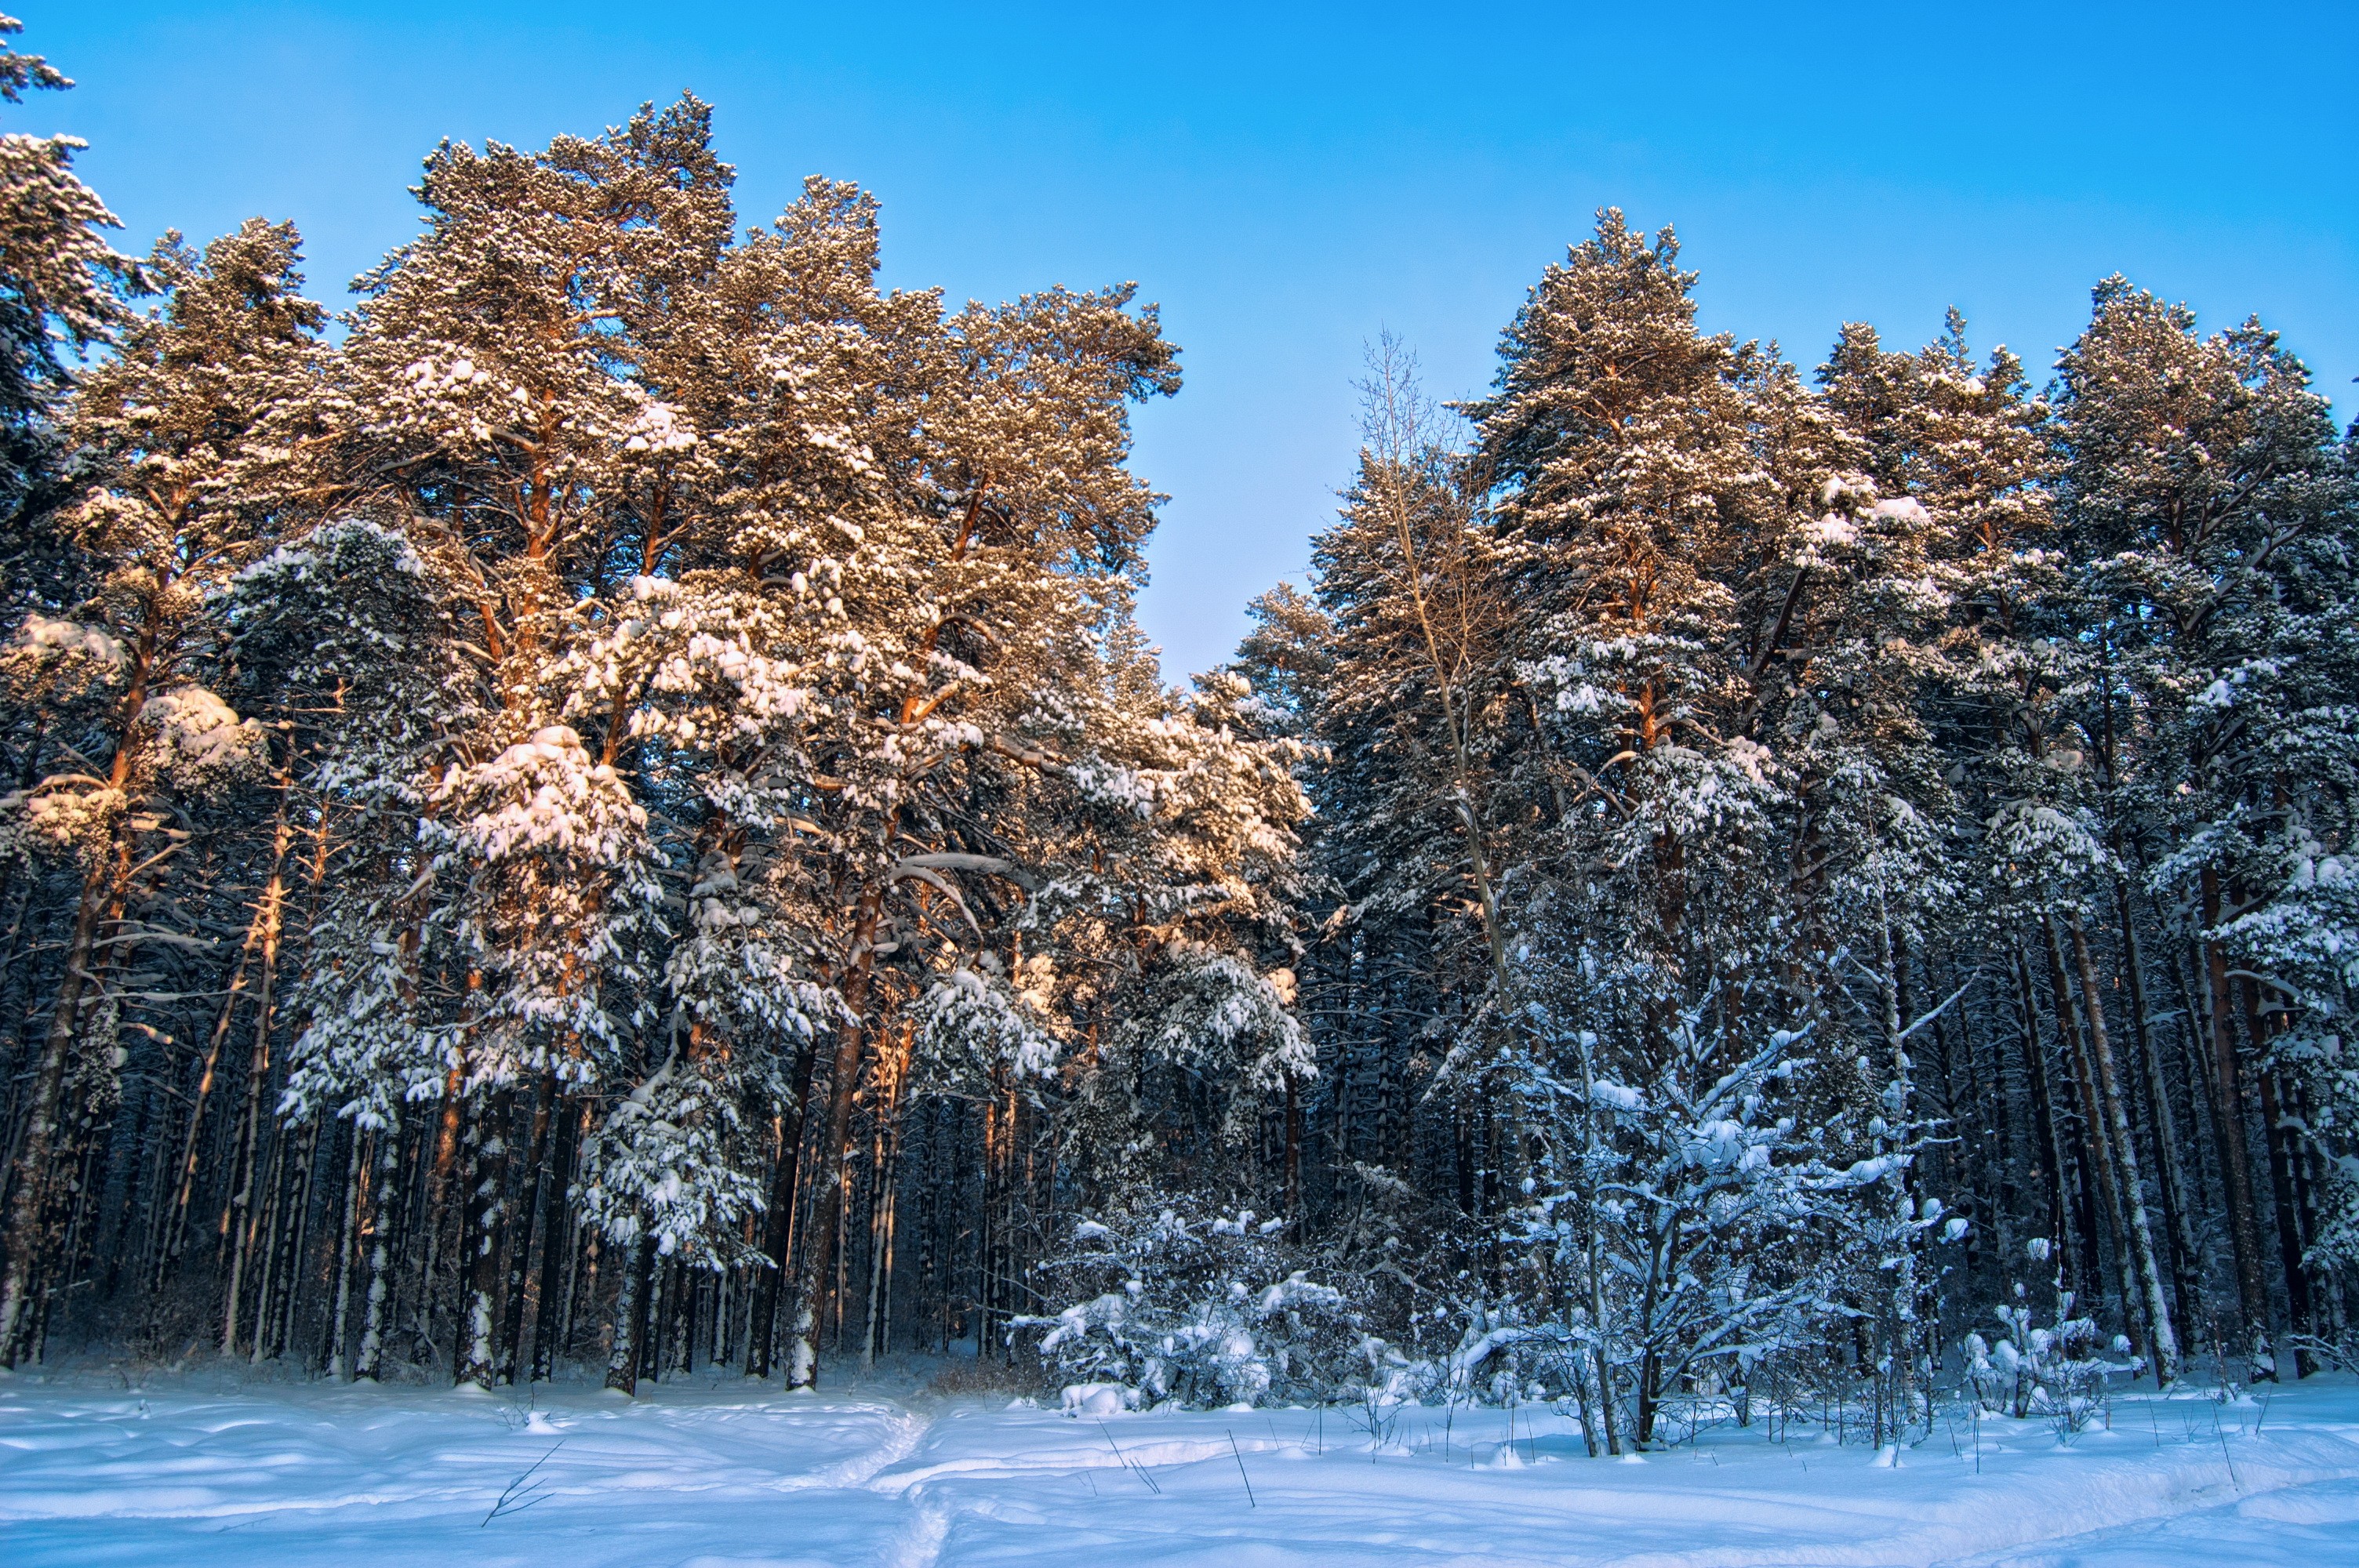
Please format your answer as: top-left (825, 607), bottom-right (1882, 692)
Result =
top-left (2, 1370), bottom-right (2357, 1564)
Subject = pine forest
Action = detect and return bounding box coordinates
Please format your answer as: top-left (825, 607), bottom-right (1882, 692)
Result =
top-left (5, 22), bottom-right (2359, 1457)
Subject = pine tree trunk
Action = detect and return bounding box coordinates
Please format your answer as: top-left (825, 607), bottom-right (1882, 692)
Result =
top-left (107, 1077), bottom-right (158, 1301)
top-left (240, 1127), bottom-right (285, 1362)
top-left (2042, 916), bottom-right (2127, 1328)
top-left (1284, 1073), bottom-right (1303, 1235)
top-left (2243, 981), bottom-right (2315, 1372)
top-left (528, 1096), bottom-right (581, 1383)
top-left (1568, 1018), bottom-right (1621, 1457)
top-left (1940, 972), bottom-right (2003, 1297)
top-left (2296, 1093), bottom-right (2345, 1346)
top-left (651, 1257), bottom-right (676, 1379)
top-left (220, 816), bottom-right (293, 1355)
top-left (419, 1062), bottom-right (466, 1369)
top-left (2175, 938), bottom-right (2233, 1338)
top-left (873, 1162), bottom-right (900, 1364)
top-left (2117, 880), bottom-right (2203, 1357)
top-left (499, 1070), bottom-right (554, 1385)
top-left (326, 1128), bottom-right (365, 1378)
top-left (2068, 916), bottom-right (2179, 1383)
top-left (1877, 909), bottom-right (1925, 1447)
top-left (567, 1232), bottom-right (596, 1375)
top-left (154, 934), bottom-right (259, 1294)
top-left (354, 1125), bottom-right (403, 1381)
top-left (257, 1120), bottom-right (317, 1363)
top-left (1958, 979), bottom-right (2014, 1294)
top-left (2200, 868), bottom-right (2277, 1375)
top-left (54, 1105), bottom-right (107, 1339)
top-left (133, 1065), bottom-right (182, 1301)
top-left (2011, 937), bottom-right (2074, 1276)
top-left (860, 1045), bottom-right (904, 1370)
top-left (784, 889), bottom-right (882, 1389)
top-left (458, 1089), bottom-right (511, 1388)
top-left (605, 1232), bottom-right (656, 1394)
top-left (0, 876), bottom-right (109, 1366)
top-left (747, 1034), bottom-right (817, 1378)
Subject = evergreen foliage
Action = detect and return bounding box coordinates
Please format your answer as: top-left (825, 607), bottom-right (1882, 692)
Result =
top-left (0, 17), bottom-right (2352, 1452)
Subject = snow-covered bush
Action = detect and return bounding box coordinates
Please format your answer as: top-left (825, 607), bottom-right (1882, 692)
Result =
top-left (1965, 1240), bottom-right (2132, 1436)
top-left (1510, 989), bottom-right (1847, 1450)
top-left (1018, 1203), bottom-right (1361, 1407)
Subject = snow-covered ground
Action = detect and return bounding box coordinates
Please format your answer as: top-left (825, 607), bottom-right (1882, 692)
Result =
top-left (3, 1367), bottom-right (2357, 1566)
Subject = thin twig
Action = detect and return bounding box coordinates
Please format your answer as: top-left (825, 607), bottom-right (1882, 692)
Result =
top-left (1227, 1429), bottom-right (1257, 1508)
top-left (1097, 1420), bottom-right (1159, 1494)
top-left (2213, 1400), bottom-right (2241, 1494)
top-left (482, 1439), bottom-right (565, 1526)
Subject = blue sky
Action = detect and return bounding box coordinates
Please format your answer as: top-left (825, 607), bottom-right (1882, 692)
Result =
top-left (28, 3), bottom-right (2356, 679)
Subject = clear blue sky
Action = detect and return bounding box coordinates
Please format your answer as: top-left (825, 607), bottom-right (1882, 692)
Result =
top-left (27, 3), bottom-right (2357, 679)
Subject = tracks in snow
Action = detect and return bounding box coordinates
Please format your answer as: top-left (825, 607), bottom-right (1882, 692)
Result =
top-left (774, 1404), bottom-right (933, 1493)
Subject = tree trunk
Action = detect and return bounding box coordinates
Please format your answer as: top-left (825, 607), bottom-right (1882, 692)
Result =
top-left (860, 1040), bottom-right (905, 1370)
top-left (326, 1128), bottom-right (367, 1378)
top-left (498, 1071), bottom-right (555, 1385)
top-left (2117, 879), bottom-right (2203, 1359)
top-left (154, 932), bottom-right (260, 1294)
top-left (2200, 868), bottom-right (2277, 1376)
top-left (784, 891), bottom-right (882, 1389)
top-left (0, 877), bottom-right (109, 1365)
top-left (747, 1034), bottom-right (817, 1378)
top-left (354, 1123), bottom-right (404, 1381)
top-left (458, 1089), bottom-right (514, 1387)
top-left (259, 1120), bottom-right (318, 1363)
top-left (2041, 916), bottom-right (2128, 1333)
top-left (419, 1062), bottom-right (467, 1369)
top-left (2067, 915), bottom-right (2179, 1383)
top-left (1284, 1073), bottom-right (1303, 1236)
top-left (605, 1232), bottom-right (656, 1394)
top-left (220, 819), bottom-right (293, 1354)
top-left (529, 1096), bottom-right (581, 1382)
top-left (2010, 937), bottom-right (2074, 1281)
top-left (2242, 980), bottom-right (2315, 1373)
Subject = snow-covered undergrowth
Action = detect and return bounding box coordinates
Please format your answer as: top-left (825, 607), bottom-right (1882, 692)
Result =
top-left (4, 1370), bottom-right (2359, 1566)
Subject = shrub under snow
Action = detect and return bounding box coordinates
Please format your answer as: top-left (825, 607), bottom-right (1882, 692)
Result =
top-left (1019, 1203), bottom-right (1361, 1408)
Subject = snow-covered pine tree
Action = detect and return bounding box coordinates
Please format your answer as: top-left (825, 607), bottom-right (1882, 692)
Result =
top-left (263, 100), bottom-right (730, 1388)
top-left (1750, 355), bottom-right (1973, 1439)
top-left (0, 219), bottom-right (318, 1364)
top-left (1819, 314), bottom-right (2059, 1305)
top-left (241, 513), bottom-right (479, 1377)
top-left (669, 252), bottom-right (1199, 1388)
top-left (0, 12), bottom-right (136, 521)
top-left (1456, 212), bottom-right (1834, 1449)
top-left (1286, 339), bottom-right (1519, 1272)
top-left (2066, 279), bottom-right (2358, 1374)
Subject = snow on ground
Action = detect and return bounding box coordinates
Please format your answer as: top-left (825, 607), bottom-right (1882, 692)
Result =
top-left (2, 1366), bottom-right (2357, 1566)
